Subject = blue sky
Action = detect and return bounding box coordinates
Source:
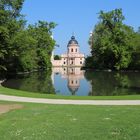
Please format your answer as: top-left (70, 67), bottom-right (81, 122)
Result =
top-left (22, 0), bottom-right (140, 55)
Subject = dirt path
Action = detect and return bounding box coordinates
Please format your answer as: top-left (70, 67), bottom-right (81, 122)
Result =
top-left (0, 104), bottom-right (23, 114)
top-left (0, 94), bottom-right (140, 105)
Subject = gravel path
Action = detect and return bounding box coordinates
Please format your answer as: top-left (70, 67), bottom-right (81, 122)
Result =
top-left (0, 94), bottom-right (140, 105)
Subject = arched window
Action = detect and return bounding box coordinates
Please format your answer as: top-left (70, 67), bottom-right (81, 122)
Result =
top-left (75, 48), bottom-right (77, 52)
top-left (71, 48), bottom-right (73, 52)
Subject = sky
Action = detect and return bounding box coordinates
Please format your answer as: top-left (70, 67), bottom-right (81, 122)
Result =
top-left (21, 0), bottom-right (140, 56)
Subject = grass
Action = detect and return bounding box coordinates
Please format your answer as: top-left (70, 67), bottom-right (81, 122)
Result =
top-left (0, 86), bottom-right (140, 100)
top-left (0, 101), bottom-right (140, 140)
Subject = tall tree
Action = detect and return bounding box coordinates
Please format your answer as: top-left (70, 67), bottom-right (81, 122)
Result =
top-left (27, 21), bottom-right (56, 69)
top-left (129, 28), bottom-right (140, 70)
top-left (0, 0), bottom-right (25, 72)
top-left (89, 9), bottom-right (134, 70)
top-left (0, 0), bottom-right (56, 74)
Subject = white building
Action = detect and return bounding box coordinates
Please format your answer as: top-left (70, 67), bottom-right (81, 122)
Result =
top-left (51, 36), bottom-right (85, 67)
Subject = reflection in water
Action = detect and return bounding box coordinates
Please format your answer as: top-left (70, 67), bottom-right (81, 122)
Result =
top-left (2, 68), bottom-right (140, 96)
top-left (52, 67), bottom-right (85, 95)
top-left (2, 71), bottom-right (55, 94)
top-left (85, 70), bottom-right (140, 96)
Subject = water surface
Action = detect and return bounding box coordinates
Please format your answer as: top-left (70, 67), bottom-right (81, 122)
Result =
top-left (2, 67), bottom-right (140, 96)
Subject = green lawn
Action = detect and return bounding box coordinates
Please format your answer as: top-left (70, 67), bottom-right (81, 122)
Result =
top-left (0, 86), bottom-right (140, 100)
top-left (0, 101), bottom-right (140, 140)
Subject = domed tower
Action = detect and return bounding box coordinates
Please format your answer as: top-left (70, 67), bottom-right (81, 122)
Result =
top-left (67, 36), bottom-right (79, 54)
top-left (64, 36), bottom-right (85, 66)
top-left (52, 35), bottom-right (85, 67)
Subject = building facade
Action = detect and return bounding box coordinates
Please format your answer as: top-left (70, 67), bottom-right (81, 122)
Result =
top-left (51, 36), bottom-right (85, 67)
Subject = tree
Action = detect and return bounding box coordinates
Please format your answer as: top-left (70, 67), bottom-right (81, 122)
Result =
top-left (0, 0), bottom-right (25, 72)
top-left (54, 55), bottom-right (61, 60)
top-left (0, 0), bottom-right (56, 74)
top-left (129, 28), bottom-right (140, 70)
top-left (11, 30), bottom-right (38, 72)
top-left (90, 9), bottom-right (134, 70)
top-left (27, 21), bottom-right (56, 69)
top-left (85, 56), bottom-right (94, 68)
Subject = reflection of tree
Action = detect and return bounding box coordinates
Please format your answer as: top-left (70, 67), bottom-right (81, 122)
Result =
top-left (115, 73), bottom-right (130, 88)
top-left (84, 70), bottom-right (140, 96)
top-left (115, 73), bottom-right (140, 94)
top-left (85, 71), bottom-right (117, 96)
top-left (4, 70), bottom-right (55, 94)
top-left (3, 69), bottom-right (140, 96)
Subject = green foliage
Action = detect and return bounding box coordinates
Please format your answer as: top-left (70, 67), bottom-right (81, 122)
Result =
top-left (90, 9), bottom-right (135, 70)
top-left (27, 21), bottom-right (56, 69)
top-left (128, 31), bottom-right (140, 70)
top-left (0, 0), bottom-right (56, 74)
top-left (85, 56), bottom-right (94, 68)
top-left (0, 0), bottom-right (25, 72)
top-left (54, 55), bottom-right (61, 60)
top-left (11, 30), bottom-right (37, 71)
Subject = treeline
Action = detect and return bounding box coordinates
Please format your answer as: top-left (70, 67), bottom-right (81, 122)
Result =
top-left (86, 9), bottom-right (140, 70)
top-left (0, 0), bottom-right (56, 75)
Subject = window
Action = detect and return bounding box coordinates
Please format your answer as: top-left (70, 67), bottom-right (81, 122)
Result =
top-left (71, 80), bottom-right (73, 84)
top-left (71, 61), bottom-right (73, 64)
top-left (75, 49), bottom-right (77, 52)
top-left (64, 62), bottom-right (65, 64)
top-left (71, 48), bottom-right (73, 52)
top-left (80, 61), bottom-right (82, 64)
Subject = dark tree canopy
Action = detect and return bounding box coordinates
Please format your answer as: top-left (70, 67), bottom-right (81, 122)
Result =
top-left (54, 55), bottom-right (61, 60)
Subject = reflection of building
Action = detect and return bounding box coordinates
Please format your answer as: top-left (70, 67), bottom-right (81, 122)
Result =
top-left (51, 36), bottom-right (85, 67)
top-left (52, 67), bottom-right (84, 95)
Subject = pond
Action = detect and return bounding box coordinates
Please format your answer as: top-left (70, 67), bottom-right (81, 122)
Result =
top-left (2, 67), bottom-right (140, 96)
